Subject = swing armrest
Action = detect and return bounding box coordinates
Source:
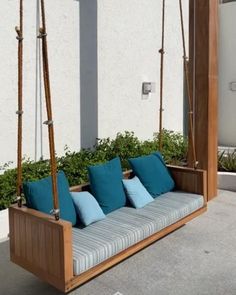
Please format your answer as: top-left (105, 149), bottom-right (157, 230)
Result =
top-left (9, 205), bottom-right (73, 292)
top-left (167, 165), bottom-right (207, 204)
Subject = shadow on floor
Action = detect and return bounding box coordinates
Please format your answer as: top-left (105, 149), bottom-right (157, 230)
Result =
top-left (2, 191), bottom-right (236, 295)
top-left (0, 240), bottom-right (63, 295)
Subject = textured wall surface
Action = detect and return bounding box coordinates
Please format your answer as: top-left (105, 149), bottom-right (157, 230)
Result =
top-left (218, 3), bottom-right (236, 146)
top-left (0, 0), bottom-right (188, 167)
top-left (97, 0), bottom-right (188, 141)
top-left (0, 0), bottom-right (80, 168)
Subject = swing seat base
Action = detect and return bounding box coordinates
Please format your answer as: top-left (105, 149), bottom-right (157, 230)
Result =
top-left (72, 191), bottom-right (204, 276)
top-left (9, 165), bottom-right (207, 293)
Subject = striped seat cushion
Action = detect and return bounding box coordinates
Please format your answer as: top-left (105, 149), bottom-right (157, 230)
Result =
top-left (72, 191), bottom-right (204, 275)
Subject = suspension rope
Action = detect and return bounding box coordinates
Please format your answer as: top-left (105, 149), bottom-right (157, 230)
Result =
top-left (179, 0), bottom-right (198, 169)
top-left (158, 0), bottom-right (165, 151)
top-left (16, 0), bottom-right (24, 207)
top-left (35, 0), bottom-right (44, 161)
top-left (38, 0), bottom-right (60, 220)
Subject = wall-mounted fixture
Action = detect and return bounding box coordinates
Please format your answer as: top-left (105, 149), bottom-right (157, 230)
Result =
top-left (142, 82), bottom-right (156, 95)
top-left (229, 81), bottom-right (236, 91)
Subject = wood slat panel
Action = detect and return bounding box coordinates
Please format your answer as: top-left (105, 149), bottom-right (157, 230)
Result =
top-left (9, 206), bottom-right (73, 292)
top-left (25, 217), bottom-right (33, 263)
top-left (189, 0), bottom-right (218, 200)
top-left (32, 219), bottom-right (39, 266)
top-left (52, 227), bottom-right (61, 279)
top-left (168, 165), bottom-right (207, 205)
top-left (62, 223), bottom-right (73, 284)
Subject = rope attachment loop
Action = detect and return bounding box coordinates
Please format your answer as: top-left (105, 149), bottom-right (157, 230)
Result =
top-left (50, 208), bottom-right (60, 221)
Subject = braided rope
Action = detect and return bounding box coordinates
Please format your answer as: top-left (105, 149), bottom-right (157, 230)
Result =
top-left (158, 0), bottom-right (165, 151)
top-left (179, 0), bottom-right (198, 169)
top-left (16, 0), bottom-right (23, 207)
top-left (39, 0), bottom-right (60, 220)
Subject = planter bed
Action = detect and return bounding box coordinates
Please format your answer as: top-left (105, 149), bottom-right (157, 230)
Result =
top-left (218, 171), bottom-right (236, 192)
top-left (0, 209), bottom-right (9, 241)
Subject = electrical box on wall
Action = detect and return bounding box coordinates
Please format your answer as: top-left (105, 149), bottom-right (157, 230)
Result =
top-left (229, 82), bottom-right (236, 91)
top-left (142, 82), bottom-right (156, 99)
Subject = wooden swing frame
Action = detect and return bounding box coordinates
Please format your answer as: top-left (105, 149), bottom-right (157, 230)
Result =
top-left (10, 166), bottom-right (207, 293)
top-left (9, 0), bottom-right (218, 293)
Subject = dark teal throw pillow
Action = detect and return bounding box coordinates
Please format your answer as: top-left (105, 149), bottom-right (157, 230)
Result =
top-left (88, 157), bottom-right (126, 214)
top-left (23, 171), bottom-right (77, 225)
top-left (128, 152), bottom-right (175, 197)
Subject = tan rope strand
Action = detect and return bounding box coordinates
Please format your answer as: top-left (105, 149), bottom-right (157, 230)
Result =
top-left (158, 0), bottom-right (165, 151)
top-left (40, 0), bottom-right (59, 220)
top-left (16, 0), bottom-right (23, 207)
top-left (179, 0), bottom-right (198, 169)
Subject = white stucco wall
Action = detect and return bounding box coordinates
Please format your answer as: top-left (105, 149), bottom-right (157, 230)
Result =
top-left (98, 0), bottom-right (188, 141)
top-left (0, 0), bottom-right (187, 167)
top-left (218, 2), bottom-right (236, 146)
top-left (0, 0), bottom-right (80, 168)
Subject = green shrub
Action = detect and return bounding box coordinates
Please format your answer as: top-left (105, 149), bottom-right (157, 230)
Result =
top-left (218, 150), bottom-right (236, 172)
top-left (0, 130), bottom-right (187, 210)
top-left (154, 130), bottom-right (188, 164)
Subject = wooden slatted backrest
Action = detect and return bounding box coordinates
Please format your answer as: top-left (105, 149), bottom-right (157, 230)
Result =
top-left (70, 170), bottom-right (134, 193)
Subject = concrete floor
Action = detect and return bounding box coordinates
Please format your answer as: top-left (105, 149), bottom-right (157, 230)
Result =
top-left (1, 190), bottom-right (236, 295)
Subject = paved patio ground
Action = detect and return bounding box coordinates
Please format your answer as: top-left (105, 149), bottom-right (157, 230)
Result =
top-left (1, 190), bottom-right (236, 295)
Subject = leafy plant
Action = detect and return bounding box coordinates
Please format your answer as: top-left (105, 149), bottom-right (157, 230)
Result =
top-left (0, 130), bottom-right (187, 210)
top-left (218, 150), bottom-right (236, 172)
top-left (155, 130), bottom-right (188, 164)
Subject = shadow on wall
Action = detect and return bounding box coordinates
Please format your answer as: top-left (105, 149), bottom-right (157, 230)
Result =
top-left (78, 0), bottom-right (98, 148)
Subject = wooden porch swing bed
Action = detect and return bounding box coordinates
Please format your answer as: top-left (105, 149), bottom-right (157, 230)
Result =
top-left (9, 0), bottom-right (218, 293)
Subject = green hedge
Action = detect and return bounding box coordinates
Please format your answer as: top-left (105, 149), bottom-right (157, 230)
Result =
top-left (218, 150), bottom-right (236, 173)
top-left (0, 130), bottom-right (187, 210)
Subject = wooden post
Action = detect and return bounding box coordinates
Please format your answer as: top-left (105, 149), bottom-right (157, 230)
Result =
top-left (189, 0), bottom-right (218, 200)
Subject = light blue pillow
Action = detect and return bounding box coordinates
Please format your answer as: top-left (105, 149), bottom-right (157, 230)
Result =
top-left (122, 176), bottom-right (154, 208)
top-left (71, 191), bottom-right (105, 226)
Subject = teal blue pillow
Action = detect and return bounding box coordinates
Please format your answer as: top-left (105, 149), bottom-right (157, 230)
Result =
top-left (23, 171), bottom-right (77, 225)
top-left (71, 191), bottom-right (105, 226)
top-left (122, 176), bottom-right (154, 208)
top-left (128, 152), bottom-right (175, 197)
top-left (88, 157), bottom-right (126, 214)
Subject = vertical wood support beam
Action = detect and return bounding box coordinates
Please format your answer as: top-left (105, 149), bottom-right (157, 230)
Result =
top-left (189, 0), bottom-right (218, 200)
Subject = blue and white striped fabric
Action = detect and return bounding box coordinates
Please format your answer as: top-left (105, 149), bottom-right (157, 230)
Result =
top-left (72, 191), bottom-right (204, 275)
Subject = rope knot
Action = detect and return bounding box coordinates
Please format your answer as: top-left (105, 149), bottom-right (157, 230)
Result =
top-left (159, 48), bottom-right (165, 54)
top-left (37, 28), bottom-right (47, 39)
top-left (15, 26), bottom-right (23, 41)
top-left (16, 110), bottom-right (24, 115)
top-left (43, 120), bottom-right (53, 126)
top-left (16, 36), bottom-right (24, 41)
top-left (37, 32), bottom-right (47, 39)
